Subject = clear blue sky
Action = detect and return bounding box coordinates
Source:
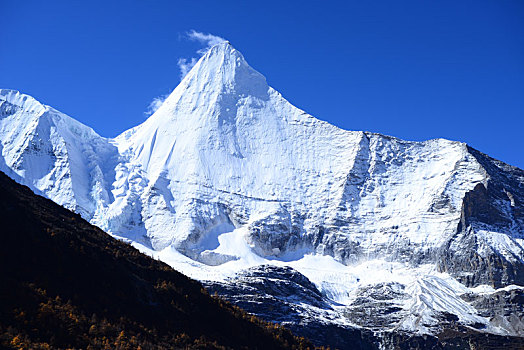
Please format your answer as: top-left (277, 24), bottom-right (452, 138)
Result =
top-left (1, 1), bottom-right (523, 168)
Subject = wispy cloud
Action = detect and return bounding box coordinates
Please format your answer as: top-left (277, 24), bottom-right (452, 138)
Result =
top-left (187, 30), bottom-right (227, 55)
top-left (145, 94), bottom-right (168, 116)
top-left (145, 30), bottom-right (226, 117)
top-left (176, 57), bottom-right (198, 79)
top-left (177, 30), bottom-right (227, 79)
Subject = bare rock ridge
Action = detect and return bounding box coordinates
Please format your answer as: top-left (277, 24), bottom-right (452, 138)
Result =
top-left (1, 42), bottom-right (523, 348)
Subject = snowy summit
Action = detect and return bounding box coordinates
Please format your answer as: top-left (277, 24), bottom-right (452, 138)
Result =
top-left (1, 42), bottom-right (523, 346)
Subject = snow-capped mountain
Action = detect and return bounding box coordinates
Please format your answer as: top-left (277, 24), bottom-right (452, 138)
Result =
top-left (0, 89), bottom-right (118, 219)
top-left (1, 42), bottom-right (523, 347)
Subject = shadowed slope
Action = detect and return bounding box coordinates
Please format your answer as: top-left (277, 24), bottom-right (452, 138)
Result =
top-left (0, 171), bottom-right (314, 349)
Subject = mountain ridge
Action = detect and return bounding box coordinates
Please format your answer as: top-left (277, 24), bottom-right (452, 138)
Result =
top-left (1, 42), bottom-right (523, 347)
top-left (0, 169), bottom-right (313, 349)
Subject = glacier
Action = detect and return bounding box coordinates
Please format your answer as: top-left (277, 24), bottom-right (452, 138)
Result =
top-left (1, 42), bottom-right (523, 347)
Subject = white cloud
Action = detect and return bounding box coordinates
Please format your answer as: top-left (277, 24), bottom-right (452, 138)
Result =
top-left (177, 57), bottom-right (198, 80)
top-left (145, 94), bottom-right (168, 116)
top-left (187, 30), bottom-right (226, 54)
top-left (146, 31), bottom-right (226, 117)
top-left (176, 30), bottom-right (227, 79)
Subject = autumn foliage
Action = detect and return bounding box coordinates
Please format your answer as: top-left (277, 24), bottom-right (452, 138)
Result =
top-left (0, 172), bottom-right (316, 349)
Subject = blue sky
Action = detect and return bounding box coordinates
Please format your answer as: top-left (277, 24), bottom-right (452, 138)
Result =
top-left (1, 1), bottom-right (523, 168)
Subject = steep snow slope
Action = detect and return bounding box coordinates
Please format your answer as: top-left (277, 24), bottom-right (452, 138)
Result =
top-left (112, 44), bottom-right (491, 261)
top-left (1, 42), bottom-right (523, 346)
top-left (0, 89), bottom-right (118, 219)
top-left (114, 42), bottom-right (365, 252)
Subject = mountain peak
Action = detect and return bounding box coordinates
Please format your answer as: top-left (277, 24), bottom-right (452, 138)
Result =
top-left (202, 40), bottom-right (237, 60)
top-left (207, 40), bottom-right (233, 52)
top-left (170, 41), bottom-right (269, 103)
top-left (115, 40), bottom-right (273, 178)
top-left (124, 41), bottom-right (271, 148)
top-left (0, 89), bottom-right (46, 115)
top-left (2, 43), bottom-right (524, 348)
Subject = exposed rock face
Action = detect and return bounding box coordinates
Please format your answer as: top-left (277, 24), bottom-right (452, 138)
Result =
top-left (204, 266), bottom-right (331, 322)
top-left (344, 282), bottom-right (409, 329)
top-left (203, 265), bottom-right (371, 349)
top-left (462, 288), bottom-right (524, 335)
top-left (438, 148), bottom-right (524, 289)
top-left (1, 42), bottom-right (523, 348)
top-left (204, 265), bottom-right (524, 349)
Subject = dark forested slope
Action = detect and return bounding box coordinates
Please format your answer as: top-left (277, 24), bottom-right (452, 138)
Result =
top-left (0, 171), bottom-right (313, 349)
